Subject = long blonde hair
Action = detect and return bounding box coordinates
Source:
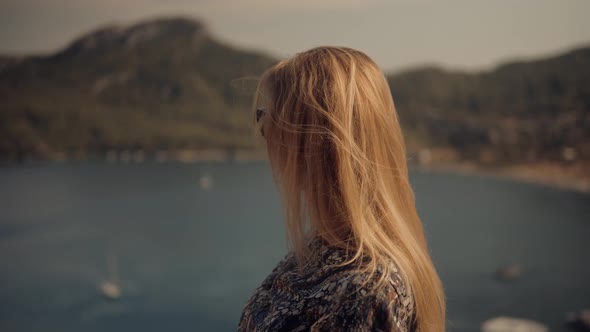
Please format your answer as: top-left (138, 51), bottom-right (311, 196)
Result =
top-left (251, 46), bottom-right (446, 331)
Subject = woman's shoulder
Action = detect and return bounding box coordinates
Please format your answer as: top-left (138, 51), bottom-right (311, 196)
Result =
top-left (301, 235), bottom-right (412, 297)
top-left (238, 238), bottom-right (416, 331)
top-left (301, 243), bottom-right (416, 331)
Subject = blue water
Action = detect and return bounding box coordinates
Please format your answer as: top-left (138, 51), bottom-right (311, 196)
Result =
top-left (0, 161), bottom-right (588, 331)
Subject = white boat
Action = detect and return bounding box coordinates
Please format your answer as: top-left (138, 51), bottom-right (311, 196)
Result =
top-left (98, 280), bottom-right (121, 300)
top-left (481, 316), bottom-right (548, 332)
top-left (98, 246), bottom-right (121, 300)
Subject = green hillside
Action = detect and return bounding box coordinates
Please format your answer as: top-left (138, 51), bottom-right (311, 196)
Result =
top-left (388, 47), bottom-right (590, 164)
top-left (0, 17), bottom-right (276, 160)
top-left (1, 16), bottom-right (589, 166)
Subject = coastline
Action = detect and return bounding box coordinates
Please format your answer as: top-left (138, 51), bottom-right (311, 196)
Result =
top-left (2, 148), bottom-right (589, 194)
top-left (414, 161), bottom-right (590, 194)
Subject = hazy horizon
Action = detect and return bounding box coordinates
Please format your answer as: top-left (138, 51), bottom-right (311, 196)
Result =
top-left (1, 0), bottom-right (590, 73)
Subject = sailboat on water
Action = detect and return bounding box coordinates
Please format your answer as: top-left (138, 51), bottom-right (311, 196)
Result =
top-left (98, 246), bottom-right (121, 300)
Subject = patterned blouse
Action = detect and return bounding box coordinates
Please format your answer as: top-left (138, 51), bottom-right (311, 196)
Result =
top-left (237, 236), bottom-right (417, 331)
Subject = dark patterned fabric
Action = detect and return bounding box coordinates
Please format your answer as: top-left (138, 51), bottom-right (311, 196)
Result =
top-left (238, 236), bottom-right (417, 331)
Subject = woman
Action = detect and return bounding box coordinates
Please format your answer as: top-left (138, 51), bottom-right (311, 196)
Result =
top-left (238, 46), bottom-right (446, 332)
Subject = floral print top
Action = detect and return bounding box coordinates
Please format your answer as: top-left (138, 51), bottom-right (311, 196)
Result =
top-left (237, 236), bottom-right (417, 331)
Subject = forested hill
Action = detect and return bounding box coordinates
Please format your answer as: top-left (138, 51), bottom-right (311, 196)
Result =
top-left (388, 46), bottom-right (590, 164)
top-left (1, 16), bottom-right (589, 165)
top-left (0, 17), bottom-right (277, 161)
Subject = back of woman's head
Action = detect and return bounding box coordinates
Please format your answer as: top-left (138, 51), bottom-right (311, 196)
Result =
top-left (252, 46), bottom-right (446, 331)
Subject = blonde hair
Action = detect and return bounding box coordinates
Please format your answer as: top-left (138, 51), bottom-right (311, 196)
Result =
top-left (251, 46), bottom-right (446, 331)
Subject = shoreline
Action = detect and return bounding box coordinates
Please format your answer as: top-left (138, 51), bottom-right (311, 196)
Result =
top-left (414, 161), bottom-right (590, 193)
top-left (2, 151), bottom-right (589, 194)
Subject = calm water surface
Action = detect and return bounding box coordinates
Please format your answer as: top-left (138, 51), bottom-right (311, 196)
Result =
top-left (0, 161), bottom-right (588, 331)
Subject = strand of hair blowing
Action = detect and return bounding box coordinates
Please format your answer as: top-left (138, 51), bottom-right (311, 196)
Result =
top-left (252, 46), bottom-right (446, 331)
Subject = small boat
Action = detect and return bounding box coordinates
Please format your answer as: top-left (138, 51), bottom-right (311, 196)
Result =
top-left (98, 280), bottom-right (121, 300)
top-left (481, 316), bottom-right (548, 332)
top-left (200, 174), bottom-right (213, 190)
top-left (98, 246), bottom-right (121, 300)
top-left (495, 263), bottom-right (522, 282)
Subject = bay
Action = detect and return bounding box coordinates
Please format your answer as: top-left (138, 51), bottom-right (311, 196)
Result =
top-left (0, 161), bottom-right (588, 331)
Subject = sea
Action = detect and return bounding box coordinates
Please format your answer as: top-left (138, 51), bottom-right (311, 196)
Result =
top-left (0, 161), bottom-right (588, 331)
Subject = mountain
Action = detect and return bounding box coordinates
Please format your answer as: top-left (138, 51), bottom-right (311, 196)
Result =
top-left (0, 17), bottom-right (277, 160)
top-left (388, 47), bottom-right (590, 165)
top-left (1, 16), bottom-right (589, 166)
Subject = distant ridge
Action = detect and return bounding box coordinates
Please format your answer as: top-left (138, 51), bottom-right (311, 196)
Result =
top-left (0, 17), bottom-right (277, 160)
top-left (388, 45), bottom-right (590, 164)
top-left (0, 16), bottom-right (589, 166)
top-left (56, 17), bottom-right (209, 58)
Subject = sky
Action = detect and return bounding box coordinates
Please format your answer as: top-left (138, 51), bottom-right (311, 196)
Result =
top-left (0, 0), bottom-right (590, 73)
